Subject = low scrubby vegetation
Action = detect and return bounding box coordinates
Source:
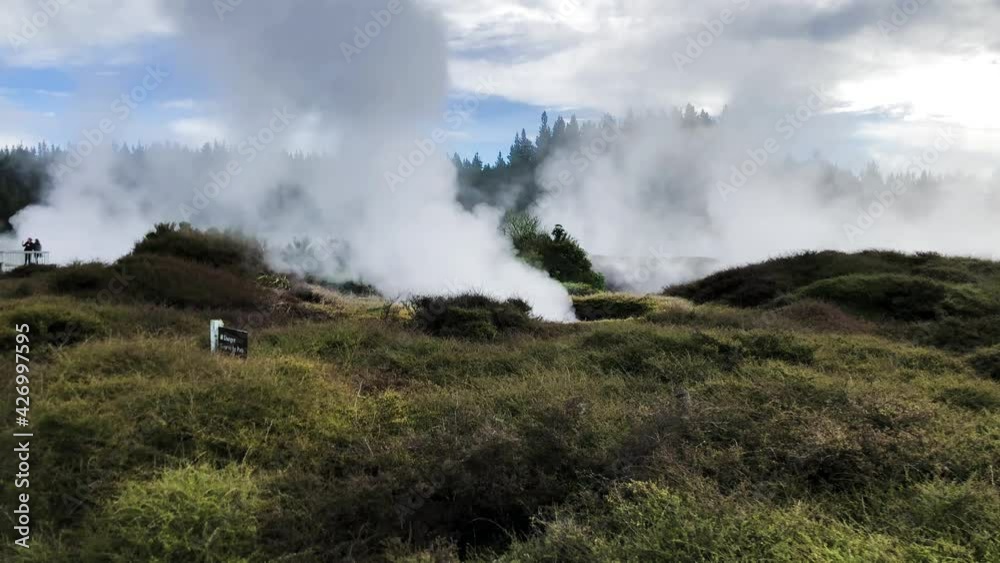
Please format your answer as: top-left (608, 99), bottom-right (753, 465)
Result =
top-left (503, 213), bottom-right (606, 291)
top-left (2, 243), bottom-right (998, 561)
top-left (571, 292), bottom-right (655, 320)
top-left (132, 222), bottom-right (267, 276)
top-left (408, 293), bottom-right (537, 340)
top-left (667, 250), bottom-right (1000, 353)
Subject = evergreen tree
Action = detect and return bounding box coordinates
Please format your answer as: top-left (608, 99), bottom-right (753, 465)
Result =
top-left (552, 116), bottom-right (567, 147)
top-left (536, 111), bottom-right (552, 155)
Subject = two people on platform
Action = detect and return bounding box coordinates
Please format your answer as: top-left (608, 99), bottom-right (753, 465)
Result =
top-left (21, 238), bottom-right (43, 265)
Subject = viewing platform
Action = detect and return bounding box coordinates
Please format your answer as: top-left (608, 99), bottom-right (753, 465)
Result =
top-left (1, 251), bottom-right (51, 273)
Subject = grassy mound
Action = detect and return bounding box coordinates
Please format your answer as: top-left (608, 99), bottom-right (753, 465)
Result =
top-left (0, 301), bottom-right (105, 348)
top-left (4, 247), bottom-right (1000, 561)
top-left (116, 254), bottom-right (267, 310)
top-left (409, 293), bottom-right (536, 340)
top-left (968, 346), bottom-right (1000, 381)
top-left (131, 222), bottom-right (266, 276)
top-left (0, 263), bottom-right (57, 278)
top-left (80, 464), bottom-right (263, 562)
top-left (48, 261), bottom-right (114, 294)
top-left (665, 250), bottom-right (1000, 307)
top-left (794, 274), bottom-right (996, 321)
top-left (572, 293), bottom-right (656, 321)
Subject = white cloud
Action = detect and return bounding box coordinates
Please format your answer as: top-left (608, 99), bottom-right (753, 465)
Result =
top-left (1, 0), bottom-right (174, 67)
top-left (157, 98), bottom-right (197, 111)
top-left (167, 118), bottom-right (226, 145)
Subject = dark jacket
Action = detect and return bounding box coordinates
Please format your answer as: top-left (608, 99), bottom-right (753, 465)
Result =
top-left (31, 241), bottom-right (41, 252)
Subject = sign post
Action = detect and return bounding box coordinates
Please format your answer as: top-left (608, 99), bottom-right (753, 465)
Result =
top-left (210, 320), bottom-right (224, 352)
top-left (210, 320), bottom-right (248, 358)
top-left (217, 326), bottom-right (249, 359)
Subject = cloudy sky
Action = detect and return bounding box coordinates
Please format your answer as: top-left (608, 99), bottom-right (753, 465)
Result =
top-left (1, 0), bottom-right (997, 174)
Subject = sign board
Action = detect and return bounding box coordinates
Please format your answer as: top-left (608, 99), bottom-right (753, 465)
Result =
top-left (217, 326), bottom-right (249, 359)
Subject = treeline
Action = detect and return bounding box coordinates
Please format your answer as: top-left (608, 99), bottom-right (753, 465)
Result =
top-left (0, 144), bottom-right (60, 231)
top-left (453, 105), bottom-right (717, 210)
top-left (0, 105), bottom-right (963, 232)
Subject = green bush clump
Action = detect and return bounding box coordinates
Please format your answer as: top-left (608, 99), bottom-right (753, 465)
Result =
top-left (736, 332), bottom-right (815, 364)
top-left (503, 213), bottom-right (605, 289)
top-left (968, 345), bottom-right (1000, 380)
top-left (572, 293), bottom-right (655, 321)
top-left (579, 324), bottom-right (743, 379)
top-left (769, 299), bottom-right (873, 334)
top-left (914, 264), bottom-right (978, 284)
top-left (80, 464), bottom-right (263, 562)
top-left (916, 315), bottom-right (1000, 352)
top-left (256, 273), bottom-right (290, 290)
top-left (131, 222), bottom-right (266, 276)
top-left (0, 302), bottom-right (104, 347)
top-left (48, 261), bottom-right (114, 294)
top-left (116, 254), bottom-right (267, 310)
top-left (935, 386), bottom-right (1000, 410)
top-left (795, 274), bottom-right (977, 321)
top-left (409, 293), bottom-right (536, 340)
top-left (497, 481), bottom-right (904, 562)
top-left (563, 282), bottom-right (600, 296)
top-left (0, 263), bottom-right (57, 278)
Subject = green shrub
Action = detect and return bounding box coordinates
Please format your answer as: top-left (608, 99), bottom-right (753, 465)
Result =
top-left (968, 346), bottom-right (1000, 381)
top-left (915, 264), bottom-right (978, 284)
top-left (503, 214), bottom-right (605, 287)
top-left (0, 302), bottom-right (104, 347)
top-left (736, 332), bottom-right (815, 365)
top-left (332, 280), bottom-right (381, 296)
top-left (131, 222), bottom-right (266, 276)
top-left (80, 464), bottom-right (263, 562)
top-left (409, 294), bottom-right (536, 340)
top-left (48, 261), bottom-right (114, 294)
top-left (578, 324), bottom-right (743, 379)
top-left (935, 386), bottom-right (1000, 410)
top-left (796, 274), bottom-right (966, 321)
top-left (256, 273), bottom-right (290, 290)
top-left (117, 254), bottom-right (267, 309)
top-left (917, 315), bottom-right (1000, 352)
top-left (11, 282), bottom-right (32, 298)
top-left (563, 282), bottom-right (600, 296)
top-left (497, 481), bottom-right (904, 562)
top-left (0, 263), bottom-right (57, 278)
top-left (572, 293), bottom-right (655, 321)
top-left (769, 299), bottom-right (872, 333)
top-left (883, 480), bottom-right (1000, 560)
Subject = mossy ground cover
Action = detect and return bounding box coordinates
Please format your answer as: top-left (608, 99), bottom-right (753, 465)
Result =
top-left (1, 249), bottom-right (998, 561)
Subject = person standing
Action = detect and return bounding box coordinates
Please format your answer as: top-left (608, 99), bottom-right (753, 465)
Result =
top-left (21, 238), bottom-right (33, 265)
top-left (32, 239), bottom-right (42, 264)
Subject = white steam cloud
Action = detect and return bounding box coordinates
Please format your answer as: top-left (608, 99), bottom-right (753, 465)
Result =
top-left (8, 0), bottom-right (576, 321)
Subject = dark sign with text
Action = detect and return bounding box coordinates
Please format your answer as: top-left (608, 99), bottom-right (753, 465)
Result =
top-left (217, 327), bottom-right (248, 359)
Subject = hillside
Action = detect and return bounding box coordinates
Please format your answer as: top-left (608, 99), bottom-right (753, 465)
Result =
top-left (1, 235), bottom-right (998, 561)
